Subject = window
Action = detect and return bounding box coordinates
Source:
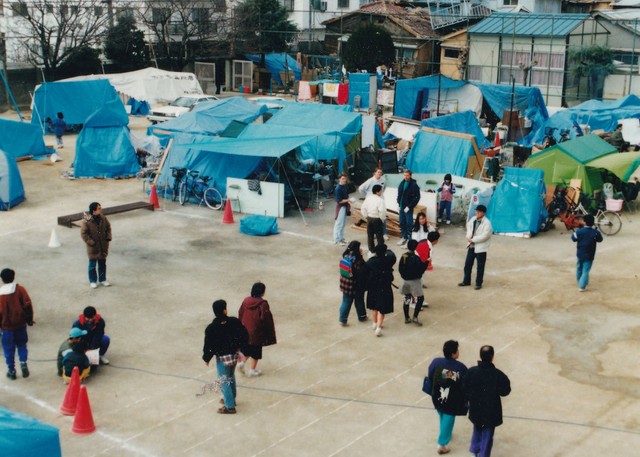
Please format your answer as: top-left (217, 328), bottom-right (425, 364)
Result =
top-left (612, 51), bottom-right (639, 66)
top-left (282, 0), bottom-right (294, 11)
top-left (499, 50), bottom-right (530, 84)
top-left (11, 2), bottom-right (28, 17)
top-left (443, 48), bottom-right (460, 59)
top-left (467, 65), bottom-right (482, 82)
top-left (192, 8), bottom-right (210, 34)
top-left (530, 52), bottom-right (565, 88)
top-left (152, 8), bottom-right (170, 24)
top-left (116, 7), bottom-right (134, 19)
top-left (338, 0), bottom-right (350, 8)
top-left (46, 4), bottom-right (54, 14)
top-left (395, 48), bottom-right (416, 62)
top-left (212, 0), bottom-right (226, 13)
top-left (94, 6), bottom-right (103, 16)
top-left (60, 4), bottom-right (68, 18)
top-left (169, 21), bottom-right (186, 35)
top-left (503, 0), bottom-right (518, 6)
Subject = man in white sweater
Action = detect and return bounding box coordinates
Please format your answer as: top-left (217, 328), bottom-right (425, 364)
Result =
top-left (359, 169), bottom-right (389, 240)
top-left (459, 205), bottom-right (492, 290)
top-left (360, 184), bottom-right (386, 253)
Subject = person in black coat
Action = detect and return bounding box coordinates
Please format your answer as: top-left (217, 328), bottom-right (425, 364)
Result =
top-left (203, 300), bottom-right (249, 414)
top-left (366, 243), bottom-right (396, 337)
top-left (463, 345), bottom-right (511, 457)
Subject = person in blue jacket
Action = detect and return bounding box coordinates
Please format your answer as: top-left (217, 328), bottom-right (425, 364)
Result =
top-left (396, 169), bottom-right (421, 245)
top-left (571, 214), bottom-right (603, 291)
top-left (51, 112), bottom-right (67, 148)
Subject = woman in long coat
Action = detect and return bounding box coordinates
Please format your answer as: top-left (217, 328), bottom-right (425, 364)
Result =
top-left (238, 282), bottom-right (277, 377)
top-left (366, 243), bottom-right (396, 337)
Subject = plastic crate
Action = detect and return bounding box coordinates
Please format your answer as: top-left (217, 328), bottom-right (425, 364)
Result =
top-left (605, 199), bottom-right (623, 212)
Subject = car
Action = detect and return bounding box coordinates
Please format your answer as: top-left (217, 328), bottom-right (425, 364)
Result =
top-left (147, 95), bottom-right (219, 124)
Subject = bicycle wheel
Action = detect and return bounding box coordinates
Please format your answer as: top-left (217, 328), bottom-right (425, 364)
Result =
top-left (172, 180), bottom-right (181, 201)
top-left (596, 211), bottom-right (622, 236)
top-left (204, 187), bottom-right (223, 210)
top-left (178, 182), bottom-right (189, 205)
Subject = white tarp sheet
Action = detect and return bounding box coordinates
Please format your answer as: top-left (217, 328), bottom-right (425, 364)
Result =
top-left (59, 67), bottom-right (203, 104)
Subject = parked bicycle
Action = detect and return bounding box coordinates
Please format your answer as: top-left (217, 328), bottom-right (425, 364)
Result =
top-left (170, 167), bottom-right (188, 201)
top-left (178, 169), bottom-right (223, 210)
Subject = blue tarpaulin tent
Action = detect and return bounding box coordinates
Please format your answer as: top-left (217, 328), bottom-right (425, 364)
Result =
top-left (394, 75), bottom-right (467, 120)
top-left (0, 148), bottom-right (25, 210)
top-left (31, 80), bottom-right (123, 127)
top-left (148, 97), bottom-right (267, 137)
top-left (0, 118), bottom-right (49, 158)
top-left (74, 99), bottom-right (139, 178)
top-left (422, 110), bottom-right (491, 150)
top-left (0, 407), bottom-right (62, 456)
top-left (487, 167), bottom-right (546, 235)
top-left (405, 130), bottom-right (483, 178)
top-left (245, 53), bottom-right (301, 86)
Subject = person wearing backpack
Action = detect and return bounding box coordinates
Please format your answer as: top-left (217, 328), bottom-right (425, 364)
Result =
top-left (424, 340), bottom-right (468, 455)
top-left (398, 240), bottom-right (427, 325)
top-left (338, 241), bottom-right (368, 326)
top-left (366, 243), bottom-right (396, 337)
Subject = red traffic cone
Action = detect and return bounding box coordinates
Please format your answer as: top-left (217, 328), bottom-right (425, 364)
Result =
top-left (494, 131), bottom-right (501, 148)
top-left (72, 385), bottom-right (96, 434)
top-left (222, 200), bottom-right (234, 224)
top-left (149, 184), bottom-right (160, 209)
top-left (60, 366), bottom-right (81, 416)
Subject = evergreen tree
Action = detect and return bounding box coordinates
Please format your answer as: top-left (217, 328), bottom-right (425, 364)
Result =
top-left (105, 16), bottom-right (148, 71)
top-left (342, 24), bottom-right (395, 73)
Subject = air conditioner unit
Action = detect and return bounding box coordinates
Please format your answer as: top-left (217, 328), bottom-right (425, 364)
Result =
top-left (320, 1), bottom-right (328, 11)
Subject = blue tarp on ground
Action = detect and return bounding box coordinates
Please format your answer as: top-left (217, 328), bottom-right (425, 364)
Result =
top-left (240, 215), bottom-right (279, 236)
top-left (0, 149), bottom-right (25, 210)
top-left (74, 99), bottom-right (139, 178)
top-left (394, 75), bottom-right (467, 120)
top-left (532, 94), bottom-right (640, 144)
top-left (31, 80), bottom-right (123, 127)
top-left (0, 407), bottom-right (62, 456)
top-left (245, 53), bottom-right (301, 86)
top-left (487, 167), bottom-right (546, 235)
top-left (406, 130), bottom-right (477, 177)
top-left (422, 110), bottom-right (491, 150)
top-left (148, 97), bottom-right (267, 137)
top-left (0, 118), bottom-right (49, 158)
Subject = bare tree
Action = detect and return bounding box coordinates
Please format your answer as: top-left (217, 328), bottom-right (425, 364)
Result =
top-left (7, 0), bottom-right (110, 80)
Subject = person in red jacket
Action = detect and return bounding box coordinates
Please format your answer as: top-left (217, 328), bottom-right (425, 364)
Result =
top-left (238, 282), bottom-right (277, 377)
top-left (0, 268), bottom-right (34, 380)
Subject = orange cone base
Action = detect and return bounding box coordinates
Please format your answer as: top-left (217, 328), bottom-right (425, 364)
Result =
top-left (72, 386), bottom-right (96, 434)
top-left (60, 366), bottom-right (81, 416)
top-left (222, 201), bottom-right (234, 224)
top-left (149, 185), bottom-right (160, 209)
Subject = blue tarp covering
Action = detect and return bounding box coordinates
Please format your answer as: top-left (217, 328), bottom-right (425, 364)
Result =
top-left (31, 80), bottom-right (123, 127)
top-left (127, 98), bottom-right (150, 115)
top-left (406, 130), bottom-right (477, 177)
top-left (0, 407), bottom-right (62, 456)
top-left (0, 118), bottom-right (49, 158)
top-left (240, 215), bottom-right (279, 236)
top-left (487, 167), bottom-right (546, 235)
top-left (394, 75), bottom-right (467, 120)
top-left (74, 99), bottom-right (139, 178)
top-left (245, 53), bottom-right (301, 86)
top-left (348, 73), bottom-right (374, 109)
top-left (0, 149), bottom-right (25, 210)
top-left (532, 95), bottom-right (640, 144)
top-left (422, 110), bottom-right (491, 150)
top-left (148, 97), bottom-right (267, 137)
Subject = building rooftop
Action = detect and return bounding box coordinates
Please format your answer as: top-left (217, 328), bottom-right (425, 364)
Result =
top-left (468, 12), bottom-right (591, 37)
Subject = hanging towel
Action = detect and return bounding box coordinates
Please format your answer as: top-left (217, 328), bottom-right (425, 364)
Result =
top-left (298, 81), bottom-right (312, 101)
top-left (337, 84), bottom-right (349, 105)
top-left (323, 83), bottom-right (339, 97)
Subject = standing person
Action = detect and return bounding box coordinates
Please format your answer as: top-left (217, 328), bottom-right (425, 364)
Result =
top-left (396, 169), bottom-right (421, 246)
top-left (437, 174), bottom-right (456, 225)
top-left (366, 243), bottom-right (396, 337)
top-left (0, 268), bottom-right (34, 380)
top-left (463, 345), bottom-right (511, 457)
top-left (359, 169), bottom-right (389, 241)
top-left (51, 112), bottom-right (67, 148)
top-left (339, 241), bottom-right (368, 325)
top-left (412, 211), bottom-right (431, 242)
top-left (72, 306), bottom-right (110, 366)
top-left (425, 340), bottom-right (468, 455)
top-left (360, 184), bottom-right (386, 254)
top-left (203, 300), bottom-right (249, 414)
top-left (333, 174), bottom-right (350, 246)
top-left (398, 240), bottom-right (427, 325)
top-left (571, 214), bottom-right (603, 291)
top-left (238, 282), bottom-right (277, 377)
top-left (416, 231), bottom-right (440, 290)
top-left (459, 205), bottom-right (492, 290)
top-left (81, 202), bottom-right (112, 289)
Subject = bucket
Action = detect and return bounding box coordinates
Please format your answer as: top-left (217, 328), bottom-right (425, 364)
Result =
top-left (244, 86), bottom-right (250, 94)
top-left (605, 199), bottom-right (623, 212)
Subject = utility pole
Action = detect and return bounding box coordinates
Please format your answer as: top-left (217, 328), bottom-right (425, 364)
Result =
top-left (102, 0), bottom-right (114, 28)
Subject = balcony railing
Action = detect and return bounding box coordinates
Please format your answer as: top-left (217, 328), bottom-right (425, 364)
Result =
top-left (430, 4), bottom-right (493, 30)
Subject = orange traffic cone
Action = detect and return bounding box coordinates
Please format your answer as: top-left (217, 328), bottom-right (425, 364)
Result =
top-left (222, 200), bottom-right (234, 224)
top-left (149, 184), bottom-right (160, 210)
top-left (72, 385), bottom-right (96, 434)
top-left (60, 366), bottom-right (80, 416)
top-left (494, 131), bottom-right (501, 148)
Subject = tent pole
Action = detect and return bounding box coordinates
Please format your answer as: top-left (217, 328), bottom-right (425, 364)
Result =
top-left (0, 67), bottom-right (23, 121)
top-left (280, 156), bottom-right (308, 225)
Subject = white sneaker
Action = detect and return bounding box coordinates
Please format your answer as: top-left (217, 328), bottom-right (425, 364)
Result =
top-left (90, 282), bottom-right (98, 289)
top-left (372, 322), bottom-right (377, 330)
top-left (101, 281), bottom-right (111, 287)
top-left (375, 327), bottom-right (382, 337)
top-left (367, 251), bottom-right (375, 259)
top-left (246, 368), bottom-right (262, 377)
top-left (397, 238), bottom-right (407, 246)
top-left (237, 361), bottom-right (245, 370)
top-left (446, 220), bottom-right (451, 225)
top-left (383, 234), bottom-right (390, 241)
top-left (99, 355), bottom-right (110, 365)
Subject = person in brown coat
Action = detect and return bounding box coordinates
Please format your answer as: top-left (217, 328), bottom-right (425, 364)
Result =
top-left (80, 202), bottom-right (112, 289)
top-left (238, 282), bottom-right (277, 377)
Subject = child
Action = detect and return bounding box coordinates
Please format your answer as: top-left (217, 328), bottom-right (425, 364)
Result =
top-left (437, 173), bottom-right (456, 225)
top-left (52, 112), bottom-right (67, 149)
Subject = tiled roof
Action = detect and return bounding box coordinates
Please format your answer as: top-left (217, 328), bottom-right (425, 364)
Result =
top-left (468, 13), bottom-right (590, 37)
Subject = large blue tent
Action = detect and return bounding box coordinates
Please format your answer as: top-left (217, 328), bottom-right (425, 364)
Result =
top-left (245, 53), bottom-right (301, 86)
top-left (0, 407), bottom-right (62, 456)
top-left (0, 148), bottom-right (25, 210)
top-left (394, 75), bottom-right (467, 120)
top-left (422, 110), bottom-right (491, 150)
top-left (74, 99), bottom-right (139, 178)
top-left (405, 130), bottom-right (483, 178)
top-left (0, 119), bottom-right (49, 158)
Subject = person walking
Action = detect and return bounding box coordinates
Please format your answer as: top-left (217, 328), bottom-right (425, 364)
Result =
top-left (396, 169), bottom-right (421, 246)
top-left (366, 243), bottom-right (396, 337)
top-left (463, 345), bottom-right (511, 457)
top-left (203, 299), bottom-right (249, 414)
top-left (338, 241), bottom-right (368, 326)
top-left (359, 168), bottom-right (389, 241)
top-left (72, 306), bottom-right (111, 366)
top-left (459, 205), bottom-right (492, 290)
top-left (238, 282), bottom-right (277, 377)
top-left (398, 240), bottom-right (427, 326)
top-left (0, 268), bottom-right (34, 380)
top-left (51, 112), bottom-right (67, 148)
top-left (437, 174), bottom-right (456, 225)
top-left (360, 184), bottom-right (386, 254)
top-left (333, 174), bottom-right (350, 246)
top-left (81, 202), bottom-right (112, 289)
top-left (571, 214), bottom-right (603, 291)
top-left (425, 340), bottom-right (468, 455)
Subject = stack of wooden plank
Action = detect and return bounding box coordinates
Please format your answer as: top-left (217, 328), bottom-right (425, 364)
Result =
top-left (349, 200), bottom-right (426, 238)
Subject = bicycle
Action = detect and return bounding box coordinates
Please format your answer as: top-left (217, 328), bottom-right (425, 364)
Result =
top-left (178, 169), bottom-right (223, 210)
top-left (170, 167), bottom-right (188, 201)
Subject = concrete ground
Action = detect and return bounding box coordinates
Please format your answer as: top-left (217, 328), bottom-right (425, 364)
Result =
top-left (1, 110), bottom-right (640, 457)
